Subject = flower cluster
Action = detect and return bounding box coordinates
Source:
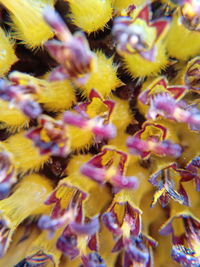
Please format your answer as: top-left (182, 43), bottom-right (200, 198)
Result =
top-left (0, 0), bottom-right (199, 267)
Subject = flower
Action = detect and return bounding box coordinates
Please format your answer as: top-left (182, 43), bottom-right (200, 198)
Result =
top-left (0, 1), bottom-right (199, 267)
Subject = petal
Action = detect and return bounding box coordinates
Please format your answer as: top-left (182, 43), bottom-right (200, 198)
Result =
top-left (70, 217), bottom-right (100, 236)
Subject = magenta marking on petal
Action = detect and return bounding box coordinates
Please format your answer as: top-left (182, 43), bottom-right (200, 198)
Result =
top-left (104, 100), bottom-right (116, 119)
top-left (44, 9), bottom-right (94, 84)
top-left (124, 251), bottom-right (133, 267)
top-left (89, 89), bottom-right (102, 100)
top-left (26, 124), bottom-right (68, 157)
top-left (88, 235), bottom-right (98, 251)
top-left (167, 86), bottom-right (188, 100)
top-left (151, 19), bottom-right (170, 39)
top-left (157, 77), bottom-right (168, 88)
top-left (137, 5), bottom-right (151, 23)
top-left (178, 183), bottom-right (190, 206)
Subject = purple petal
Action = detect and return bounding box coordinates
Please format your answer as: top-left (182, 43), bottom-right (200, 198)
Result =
top-left (92, 123), bottom-right (116, 140)
top-left (102, 212), bottom-right (122, 236)
top-left (70, 217), bottom-right (99, 236)
top-left (112, 237), bottom-right (124, 252)
top-left (112, 175), bottom-right (139, 189)
top-left (81, 252), bottom-right (106, 267)
top-left (63, 111), bottom-right (87, 128)
top-left (43, 6), bottom-right (67, 38)
top-left (125, 236), bottom-right (150, 264)
top-left (57, 229), bottom-right (79, 258)
top-left (80, 163), bottom-right (106, 183)
top-left (20, 99), bottom-right (42, 119)
top-left (171, 245), bottom-right (200, 267)
top-left (154, 140), bottom-right (182, 158)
